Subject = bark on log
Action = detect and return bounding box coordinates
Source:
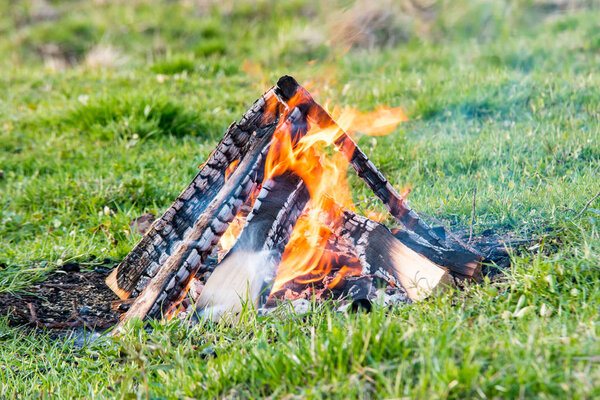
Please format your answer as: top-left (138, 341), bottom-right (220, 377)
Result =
top-left (276, 76), bottom-right (483, 278)
top-left (321, 201), bottom-right (453, 301)
top-left (112, 126), bottom-right (276, 333)
top-left (106, 89), bottom-right (281, 299)
top-left (190, 172), bottom-right (310, 323)
top-left (392, 228), bottom-right (483, 281)
top-left (107, 75), bottom-right (483, 326)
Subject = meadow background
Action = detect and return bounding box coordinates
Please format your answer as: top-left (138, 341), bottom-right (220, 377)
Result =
top-left (1, 0), bottom-right (600, 398)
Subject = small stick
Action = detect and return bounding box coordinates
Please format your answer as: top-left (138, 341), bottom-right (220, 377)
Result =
top-left (71, 298), bottom-right (85, 324)
top-left (43, 319), bottom-right (83, 329)
top-left (27, 302), bottom-right (39, 327)
top-left (574, 190), bottom-right (600, 220)
top-left (27, 300), bottom-right (89, 329)
top-left (534, 189), bottom-right (600, 242)
top-left (469, 186), bottom-right (477, 244)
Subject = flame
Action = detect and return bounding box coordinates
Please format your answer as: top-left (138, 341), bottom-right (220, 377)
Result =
top-left (329, 104), bottom-right (408, 136)
top-left (210, 85), bottom-right (408, 295)
top-left (264, 89), bottom-right (408, 294)
top-left (224, 159), bottom-right (240, 181)
top-left (366, 210), bottom-right (388, 223)
top-left (327, 265), bottom-right (361, 289)
top-left (219, 214), bottom-right (246, 254)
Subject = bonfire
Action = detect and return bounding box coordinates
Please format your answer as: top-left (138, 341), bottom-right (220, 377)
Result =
top-left (106, 76), bottom-right (488, 332)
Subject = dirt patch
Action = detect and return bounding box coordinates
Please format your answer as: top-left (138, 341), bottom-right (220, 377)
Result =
top-left (0, 268), bottom-right (120, 331)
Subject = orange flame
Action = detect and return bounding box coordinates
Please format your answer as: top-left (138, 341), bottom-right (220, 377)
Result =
top-left (224, 159), bottom-right (240, 181)
top-left (264, 91), bottom-right (408, 294)
top-left (329, 104), bottom-right (409, 136)
top-left (327, 265), bottom-right (362, 289)
top-left (211, 85), bottom-right (408, 295)
top-left (219, 214), bottom-right (246, 255)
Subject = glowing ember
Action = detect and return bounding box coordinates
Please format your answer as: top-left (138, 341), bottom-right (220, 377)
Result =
top-left (224, 159), bottom-right (240, 181)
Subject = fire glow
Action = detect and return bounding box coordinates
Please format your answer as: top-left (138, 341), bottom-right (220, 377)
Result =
top-left (220, 89), bottom-right (409, 296)
top-left (108, 76), bottom-right (483, 332)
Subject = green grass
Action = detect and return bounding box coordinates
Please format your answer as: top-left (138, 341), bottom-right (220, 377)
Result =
top-left (1, 0), bottom-right (600, 398)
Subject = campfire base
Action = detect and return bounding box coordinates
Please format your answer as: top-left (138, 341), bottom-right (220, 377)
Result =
top-left (103, 75), bottom-right (517, 328)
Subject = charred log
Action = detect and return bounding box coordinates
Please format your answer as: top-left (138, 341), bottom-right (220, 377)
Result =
top-left (190, 172), bottom-right (310, 323)
top-left (275, 75), bottom-right (443, 247)
top-left (112, 126), bottom-right (276, 332)
top-left (392, 228), bottom-right (483, 281)
top-left (105, 90), bottom-right (281, 299)
top-left (321, 201), bottom-right (453, 301)
top-left (105, 75), bottom-right (487, 327)
top-left (276, 75), bottom-right (482, 279)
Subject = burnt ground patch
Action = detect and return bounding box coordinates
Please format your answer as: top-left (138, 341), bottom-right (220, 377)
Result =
top-left (0, 227), bottom-right (532, 334)
top-left (0, 268), bottom-right (120, 331)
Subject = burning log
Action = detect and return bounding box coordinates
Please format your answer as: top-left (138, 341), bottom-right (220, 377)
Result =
top-left (392, 228), bottom-right (483, 281)
top-left (112, 126), bottom-right (276, 332)
top-left (275, 76), bottom-right (482, 280)
top-left (190, 172), bottom-right (310, 323)
top-left (105, 90), bottom-right (281, 299)
top-left (320, 200), bottom-right (453, 301)
top-left (106, 75), bottom-right (485, 327)
top-left (275, 76), bottom-right (444, 247)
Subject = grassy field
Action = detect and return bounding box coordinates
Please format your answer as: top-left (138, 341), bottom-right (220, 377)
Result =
top-left (1, 0), bottom-right (600, 398)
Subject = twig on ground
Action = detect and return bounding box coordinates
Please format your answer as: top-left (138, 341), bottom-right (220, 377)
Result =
top-left (44, 318), bottom-right (83, 329)
top-left (71, 298), bottom-right (85, 323)
top-left (526, 189), bottom-right (600, 249)
top-left (27, 302), bottom-right (39, 327)
top-left (43, 283), bottom-right (79, 290)
top-left (573, 190), bottom-right (600, 220)
top-left (26, 299), bottom-right (86, 329)
top-left (469, 186), bottom-right (477, 244)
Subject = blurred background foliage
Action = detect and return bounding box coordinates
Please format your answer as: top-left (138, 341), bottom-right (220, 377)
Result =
top-left (1, 0), bottom-right (599, 71)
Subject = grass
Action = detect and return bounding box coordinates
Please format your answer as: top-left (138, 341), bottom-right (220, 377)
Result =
top-left (1, 0), bottom-right (600, 398)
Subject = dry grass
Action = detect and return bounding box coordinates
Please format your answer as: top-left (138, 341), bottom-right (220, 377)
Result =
top-left (330, 0), bottom-right (414, 50)
top-left (85, 45), bottom-right (126, 69)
